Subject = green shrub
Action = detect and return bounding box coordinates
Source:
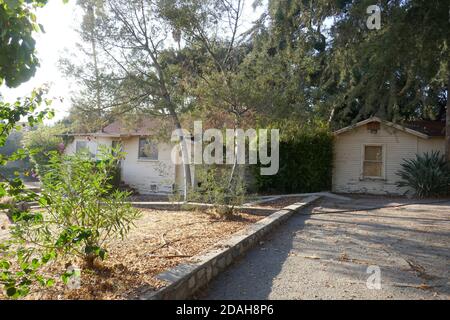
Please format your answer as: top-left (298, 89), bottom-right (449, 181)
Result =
top-left (396, 151), bottom-right (450, 197)
top-left (254, 122), bottom-right (333, 194)
top-left (22, 124), bottom-right (65, 176)
top-left (1, 148), bottom-right (141, 298)
top-left (188, 165), bottom-right (246, 219)
top-left (37, 149), bottom-right (141, 266)
top-left (95, 159), bottom-right (121, 190)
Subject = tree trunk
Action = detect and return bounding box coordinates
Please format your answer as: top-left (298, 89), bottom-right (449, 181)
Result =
top-left (84, 253), bottom-right (96, 269)
top-left (143, 42), bottom-right (192, 201)
top-left (87, 4), bottom-right (102, 120)
top-left (446, 72), bottom-right (450, 163)
top-left (227, 117), bottom-right (241, 190)
top-left (227, 131), bottom-right (239, 189)
top-left (167, 107), bottom-right (192, 201)
top-left (328, 105), bottom-right (336, 124)
top-left (177, 126), bottom-right (192, 202)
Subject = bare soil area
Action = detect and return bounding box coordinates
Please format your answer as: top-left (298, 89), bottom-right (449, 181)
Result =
top-left (0, 208), bottom-right (262, 300)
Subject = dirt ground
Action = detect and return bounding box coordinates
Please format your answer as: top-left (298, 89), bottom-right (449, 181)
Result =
top-left (203, 195), bottom-right (450, 300)
top-left (0, 208), bottom-right (261, 300)
top-left (128, 194), bottom-right (307, 210)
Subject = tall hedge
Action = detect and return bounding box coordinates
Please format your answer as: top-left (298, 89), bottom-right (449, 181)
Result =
top-left (254, 123), bottom-right (333, 194)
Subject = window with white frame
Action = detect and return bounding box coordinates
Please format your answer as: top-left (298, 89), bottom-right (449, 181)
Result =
top-left (362, 145), bottom-right (384, 178)
top-left (75, 141), bottom-right (89, 154)
top-left (75, 140), bottom-right (96, 157)
top-left (138, 137), bottom-right (158, 160)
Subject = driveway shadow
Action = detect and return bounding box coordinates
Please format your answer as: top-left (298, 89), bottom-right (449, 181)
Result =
top-left (198, 210), bottom-right (307, 299)
top-left (200, 196), bottom-right (450, 300)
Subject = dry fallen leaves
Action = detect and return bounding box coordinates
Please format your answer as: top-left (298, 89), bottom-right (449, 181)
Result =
top-left (3, 209), bottom-right (262, 300)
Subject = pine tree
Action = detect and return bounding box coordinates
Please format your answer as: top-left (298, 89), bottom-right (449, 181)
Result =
top-left (60, 0), bottom-right (116, 132)
top-left (258, 0), bottom-right (449, 159)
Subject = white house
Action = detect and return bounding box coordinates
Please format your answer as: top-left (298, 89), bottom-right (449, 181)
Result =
top-left (332, 117), bottom-right (445, 195)
top-left (63, 118), bottom-right (190, 195)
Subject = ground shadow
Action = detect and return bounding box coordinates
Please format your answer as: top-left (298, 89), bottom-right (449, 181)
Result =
top-left (199, 196), bottom-right (450, 299)
top-left (197, 209), bottom-right (308, 300)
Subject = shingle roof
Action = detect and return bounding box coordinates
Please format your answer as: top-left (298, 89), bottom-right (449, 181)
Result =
top-left (333, 116), bottom-right (446, 139)
top-left (403, 120), bottom-right (445, 137)
top-left (100, 118), bottom-right (174, 136)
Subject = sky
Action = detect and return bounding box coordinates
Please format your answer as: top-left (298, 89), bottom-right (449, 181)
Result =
top-left (0, 0), bottom-right (264, 125)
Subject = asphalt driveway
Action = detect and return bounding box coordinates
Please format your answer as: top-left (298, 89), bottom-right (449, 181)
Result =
top-left (201, 195), bottom-right (450, 300)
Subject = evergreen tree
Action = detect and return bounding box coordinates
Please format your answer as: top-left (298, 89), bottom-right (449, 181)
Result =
top-left (255, 0), bottom-right (449, 158)
top-left (60, 0), bottom-right (117, 132)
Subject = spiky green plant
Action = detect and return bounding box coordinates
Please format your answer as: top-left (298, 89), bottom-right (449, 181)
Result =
top-left (396, 151), bottom-right (450, 198)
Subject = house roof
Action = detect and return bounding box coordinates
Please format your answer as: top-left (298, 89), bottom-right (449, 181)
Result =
top-left (60, 117), bottom-right (175, 138)
top-left (100, 118), bottom-right (172, 136)
top-left (333, 116), bottom-right (445, 139)
top-left (403, 120), bottom-right (446, 137)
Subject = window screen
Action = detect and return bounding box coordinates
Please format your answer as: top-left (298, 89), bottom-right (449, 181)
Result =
top-left (75, 141), bottom-right (89, 154)
top-left (138, 138), bottom-right (158, 160)
top-left (363, 145), bottom-right (383, 177)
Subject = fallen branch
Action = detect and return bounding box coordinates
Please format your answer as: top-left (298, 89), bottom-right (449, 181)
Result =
top-left (146, 254), bottom-right (192, 259)
top-left (404, 258), bottom-right (436, 280)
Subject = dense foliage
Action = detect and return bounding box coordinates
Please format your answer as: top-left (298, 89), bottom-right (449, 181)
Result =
top-left (22, 124), bottom-right (65, 175)
top-left (396, 151), bottom-right (450, 197)
top-left (254, 122), bottom-right (333, 194)
top-left (0, 0), bottom-right (48, 87)
top-left (260, 0), bottom-right (449, 127)
top-left (0, 128), bottom-right (32, 180)
top-left (185, 165), bottom-right (246, 219)
top-left (1, 149), bottom-right (141, 298)
top-left (0, 0), bottom-right (54, 298)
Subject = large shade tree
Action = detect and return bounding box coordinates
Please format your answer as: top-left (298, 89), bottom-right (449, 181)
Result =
top-left (159, 0), bottom-right (273, 188)
top-left (255, 0), bottom-right (449, 159)
top-left (77, 0), bottom-right (196, 200)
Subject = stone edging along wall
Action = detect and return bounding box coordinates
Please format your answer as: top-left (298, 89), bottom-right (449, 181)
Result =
top-left (139, 195), bottom-right (321, 300)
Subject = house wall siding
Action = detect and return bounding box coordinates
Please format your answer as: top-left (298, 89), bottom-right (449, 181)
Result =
top-left (332, 124), bottom-right (445, 195)
top-left (417, 137), bottom-right (445, 155)
top-left (65, 136), bottom-right (177, 194)
top-left (64, 136), bottom-right (112, 156)
top-left (121, 137), bottom-right (176, 194)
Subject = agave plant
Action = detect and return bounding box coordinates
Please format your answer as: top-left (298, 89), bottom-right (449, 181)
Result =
top-left (397, 151), bottom-right (450, 197)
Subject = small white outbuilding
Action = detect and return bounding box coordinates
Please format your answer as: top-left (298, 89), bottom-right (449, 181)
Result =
top-left (332, 116), bottom-right (446, 195)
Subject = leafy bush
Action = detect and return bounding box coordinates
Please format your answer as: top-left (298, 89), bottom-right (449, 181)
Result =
top-left (1, 148), bottom-right (141, 298)
top-left (0, 129), bottom-right (34, 181)
top-left (396, 151), bottom-right (450, 197)
top-left (37, 148), bottom-right (141, 265)
top-left (188, 165), bottom-right (246, 219)
top-left (0, 88), bottom-right (55, 298)
top-left (98, 159), bottom-right (121, 190)
top-left (22, 124), bottom-right (65, 176)
top-left (254, 121), bottom-right (333, 194)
